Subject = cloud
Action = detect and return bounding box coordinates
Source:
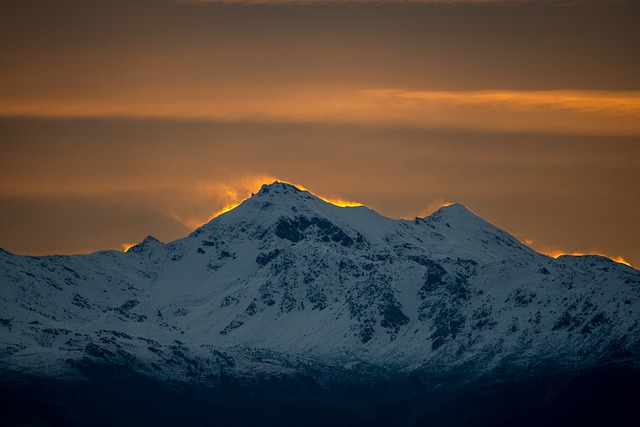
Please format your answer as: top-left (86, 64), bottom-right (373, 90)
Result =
top-left (3, 88), bottom-right (639, 136)
top-left (364, 89), bottom-right (640, 116)
top-left (360, 89), bottom-right (640, 134)
top-left (179, 0), bottom-right (500, 3)
top-left (128, 174), bottom-right (275, 232)
top-left (174, 0), bottom-right (628, 5)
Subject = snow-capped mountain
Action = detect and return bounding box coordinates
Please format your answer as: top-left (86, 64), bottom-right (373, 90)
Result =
top-left (1, 182), bottom-right (639, 385)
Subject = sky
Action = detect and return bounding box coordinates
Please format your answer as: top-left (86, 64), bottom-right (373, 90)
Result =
top-left (1, 0), bottom-right (639, 267)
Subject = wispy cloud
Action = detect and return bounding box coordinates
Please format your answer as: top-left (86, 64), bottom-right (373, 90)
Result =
top-left (178, 0), bottom-right (506, 3)
top-left (3, 88), bottom-right (639, 135)
top-left (365, 89), bottom-right (640, 116)
top-left (175, 0), bottom-right (628, 4)
top-left (359, 88), bottom-right (640, 134)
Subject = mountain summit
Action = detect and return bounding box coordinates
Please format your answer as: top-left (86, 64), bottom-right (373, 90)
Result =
top-left (257, 180), bottom-right (305, 196)
top-left (1, 182), bottom-right (639, 424)
top-left (126, 235), bottom-right (165, 253)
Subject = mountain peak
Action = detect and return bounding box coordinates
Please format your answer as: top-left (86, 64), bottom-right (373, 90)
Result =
top-left (438, 202), bottom-right (474, 213)
top-left (248, 181), bottom-right (320, 210)
top-left (257, 181), bottom-right (305, 196)
top-left (127, 235), bottom-right (164, 253)
top-left (426, 202), bottom-right (479, 222)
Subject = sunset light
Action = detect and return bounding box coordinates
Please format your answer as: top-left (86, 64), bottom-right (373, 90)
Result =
top-left (122, 242), bottom-right (138, 252)
top-left (207, 179), bottom-right (363, 222)
top-left (548, 251), bottom-right (633, 268)
top-left (275, 180), bottom-right (363, 208)
top-left (521, 239), bottom-right (634, 268)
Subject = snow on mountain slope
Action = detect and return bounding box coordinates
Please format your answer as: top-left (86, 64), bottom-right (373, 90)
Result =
top-left (1, 182), bottom-right (639, 382)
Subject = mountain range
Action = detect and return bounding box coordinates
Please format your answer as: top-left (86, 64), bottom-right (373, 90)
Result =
top-left (1, 181), bottom-right (639, 425)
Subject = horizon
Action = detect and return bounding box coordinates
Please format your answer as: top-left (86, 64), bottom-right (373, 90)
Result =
top-left (4, 179), bottom-right (634, 269)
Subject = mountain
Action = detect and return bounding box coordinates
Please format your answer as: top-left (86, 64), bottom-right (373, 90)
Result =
top-left (1, 181), bottom-right (639, 425)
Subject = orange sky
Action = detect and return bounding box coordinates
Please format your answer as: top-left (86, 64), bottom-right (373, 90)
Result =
top-left (1, 0), bottom-right (639, 267)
